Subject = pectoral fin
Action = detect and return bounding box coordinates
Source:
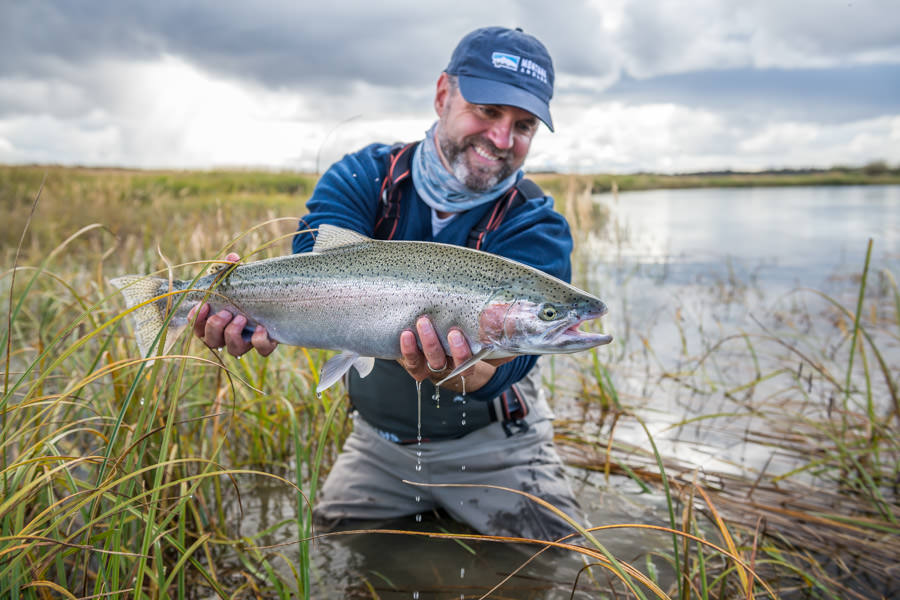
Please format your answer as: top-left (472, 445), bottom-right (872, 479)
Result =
top-left (435, 348), bottom-right (493, 387)
top-left (317, 351), bottom-right (375, 393)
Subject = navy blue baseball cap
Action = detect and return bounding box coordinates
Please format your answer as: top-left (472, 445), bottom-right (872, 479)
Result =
top-left (446, 27), bottom-right (555, 131)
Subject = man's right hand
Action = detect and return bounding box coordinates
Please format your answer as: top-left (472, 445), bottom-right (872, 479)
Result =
top-left (189, 253), bottom-right (278, 358)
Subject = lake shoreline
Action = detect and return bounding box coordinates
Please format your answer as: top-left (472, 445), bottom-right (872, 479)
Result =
top-left (4, 163), bottom-right (900, 195)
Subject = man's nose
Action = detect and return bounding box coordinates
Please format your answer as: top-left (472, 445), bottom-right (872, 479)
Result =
top-left (486, 118), bottom-right (514, 150)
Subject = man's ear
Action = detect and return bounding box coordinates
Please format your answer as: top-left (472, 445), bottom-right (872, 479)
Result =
top-left (434, 72), bottom-right (451, 117)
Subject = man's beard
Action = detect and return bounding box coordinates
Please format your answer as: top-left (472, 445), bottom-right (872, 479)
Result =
top-left (437, 130), bottom-right (515, 192)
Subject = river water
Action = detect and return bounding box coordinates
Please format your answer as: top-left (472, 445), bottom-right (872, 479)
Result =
top-left (243, 185), bottom-right (900, 598)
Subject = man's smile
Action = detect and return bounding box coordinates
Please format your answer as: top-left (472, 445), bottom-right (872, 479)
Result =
top-left (472, 143), bottom-right (502, 162)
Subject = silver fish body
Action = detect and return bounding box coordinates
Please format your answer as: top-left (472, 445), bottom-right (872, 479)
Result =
top-left (111, 225), bottom-right (612, 391)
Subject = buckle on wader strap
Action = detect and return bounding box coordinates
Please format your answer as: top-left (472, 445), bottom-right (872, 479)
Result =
top-left (489, 384), bottom-right (530, 437)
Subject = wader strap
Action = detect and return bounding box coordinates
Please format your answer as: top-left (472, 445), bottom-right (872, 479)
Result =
top-left (373, 142), bottom-right (418, 240)
top-left (466, 177), bottom-right (545, 250)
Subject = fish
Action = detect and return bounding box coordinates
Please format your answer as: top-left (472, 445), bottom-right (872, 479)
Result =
top-left (110, 224), bottom-right (613, 392)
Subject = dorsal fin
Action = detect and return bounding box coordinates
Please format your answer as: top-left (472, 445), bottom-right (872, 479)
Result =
top-left (312, 224), bottom-right (373, 253)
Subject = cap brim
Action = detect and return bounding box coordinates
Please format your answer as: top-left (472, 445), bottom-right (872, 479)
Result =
top-left (457, 75), bottom-right (554, 132)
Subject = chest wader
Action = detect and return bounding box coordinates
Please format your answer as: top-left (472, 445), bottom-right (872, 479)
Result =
top-left (347, 141), bottom-right (546, 443)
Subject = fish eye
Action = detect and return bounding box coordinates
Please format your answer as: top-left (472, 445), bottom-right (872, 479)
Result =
top-left (538, 304), bottom-right (560, 321)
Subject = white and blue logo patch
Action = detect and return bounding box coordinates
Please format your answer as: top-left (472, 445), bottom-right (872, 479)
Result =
top-left (491, 52), bottom-right (520, 71)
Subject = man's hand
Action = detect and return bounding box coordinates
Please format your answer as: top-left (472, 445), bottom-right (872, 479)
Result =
top-left (189, 253), bottom-right (278, 358)
top-left (398, 316), bottom-right (512, 393)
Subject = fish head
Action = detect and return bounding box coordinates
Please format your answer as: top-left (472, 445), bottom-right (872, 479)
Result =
top-left (478, 287), bottom-right (613, 355)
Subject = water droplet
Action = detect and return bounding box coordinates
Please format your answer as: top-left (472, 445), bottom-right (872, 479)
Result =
top-left (460, 465), bottom-right (466, 471)
top-left (415, 495), bottom-right (421, 503)
top-left (412, 592), bottom-right (419, 599)
top-left (415, 514), bottom-right (422, 523)
top-left (415, 464), bottom-right (422, 472)
top-left (416, 450), bottom-right (422, 457)
top-left (460, 567), bottom-right (465, 578)
top-left (461, 419), bottom-right (466, 425)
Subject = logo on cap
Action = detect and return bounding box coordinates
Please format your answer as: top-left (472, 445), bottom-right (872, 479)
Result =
top-left (491, 52), bottom-right (520, 72)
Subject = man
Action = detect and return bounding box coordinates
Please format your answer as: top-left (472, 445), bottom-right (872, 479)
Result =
top-left (193, 26), bottom-right (582, 541)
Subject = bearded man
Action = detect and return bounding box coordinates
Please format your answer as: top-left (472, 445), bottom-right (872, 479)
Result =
top-left (194, 26), bottom-right (583, 541)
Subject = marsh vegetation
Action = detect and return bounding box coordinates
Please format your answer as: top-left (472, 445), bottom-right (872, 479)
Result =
top-left (2, 165), bottom-right (898, 598)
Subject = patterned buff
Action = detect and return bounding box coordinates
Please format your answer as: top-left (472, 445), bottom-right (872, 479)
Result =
top-left (411, 122), bottom-right (521, 214)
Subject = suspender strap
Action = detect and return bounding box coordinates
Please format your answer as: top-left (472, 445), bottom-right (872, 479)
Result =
top-left (373, 142), bottom-right (418, 240)
top-left (467, 178), bottom-right (544, 250)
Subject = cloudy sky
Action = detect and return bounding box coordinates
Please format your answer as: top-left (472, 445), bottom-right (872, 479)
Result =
top-left (1, 0), bottom-right (899, 173)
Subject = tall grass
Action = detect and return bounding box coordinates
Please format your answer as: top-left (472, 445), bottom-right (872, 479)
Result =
top-left (2, 166), bottom-right (345, 598)
top-left (2, 166), bottom-right (898, 598)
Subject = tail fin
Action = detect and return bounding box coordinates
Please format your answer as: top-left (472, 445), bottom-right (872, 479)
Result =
top-left (110, 275), bottom-right (187, 360)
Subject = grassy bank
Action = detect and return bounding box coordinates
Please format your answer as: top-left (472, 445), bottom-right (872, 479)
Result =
top-left (1, 166), bottom-right (898, 598)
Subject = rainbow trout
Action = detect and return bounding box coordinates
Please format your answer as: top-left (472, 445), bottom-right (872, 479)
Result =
top-left (111, 224), bottom-right (612, 392)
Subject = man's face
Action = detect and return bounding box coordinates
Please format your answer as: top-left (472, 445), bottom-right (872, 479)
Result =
top-left (434, 74), bottom-right (539, 191)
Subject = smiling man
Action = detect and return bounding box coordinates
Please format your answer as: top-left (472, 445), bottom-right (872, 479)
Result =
top-left (194, 26), bottom-right (583, 541)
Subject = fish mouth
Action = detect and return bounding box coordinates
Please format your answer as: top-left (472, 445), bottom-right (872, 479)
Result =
top-left (547, 317), bottom-right (613, 351)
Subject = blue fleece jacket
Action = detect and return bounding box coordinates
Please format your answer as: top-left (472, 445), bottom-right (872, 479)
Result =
top-left (292, 142), bottom-right (573, 402)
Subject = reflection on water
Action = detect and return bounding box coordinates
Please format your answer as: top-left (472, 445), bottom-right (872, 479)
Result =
top-left (593, 185), bottom-right (899, 278)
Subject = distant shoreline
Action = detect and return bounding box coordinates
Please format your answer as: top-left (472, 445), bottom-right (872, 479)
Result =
top-left (3, 163), bottom-right (899, 198)
top-left (530, 163), bottom-right (900, 196)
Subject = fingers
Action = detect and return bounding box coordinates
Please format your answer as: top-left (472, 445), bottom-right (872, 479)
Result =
top-left (447, 329), bottom-right (477, 378)
top-left (399, 329), bottom-right (427, 381)
top-left (415, 317), bottom-right (448, 372)
top-left (224, 314), bottom-right (252, 357)
top-left (251, 325), bottom-right (278, 357)
top-left (189, 303), bottom-right (211, 340)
